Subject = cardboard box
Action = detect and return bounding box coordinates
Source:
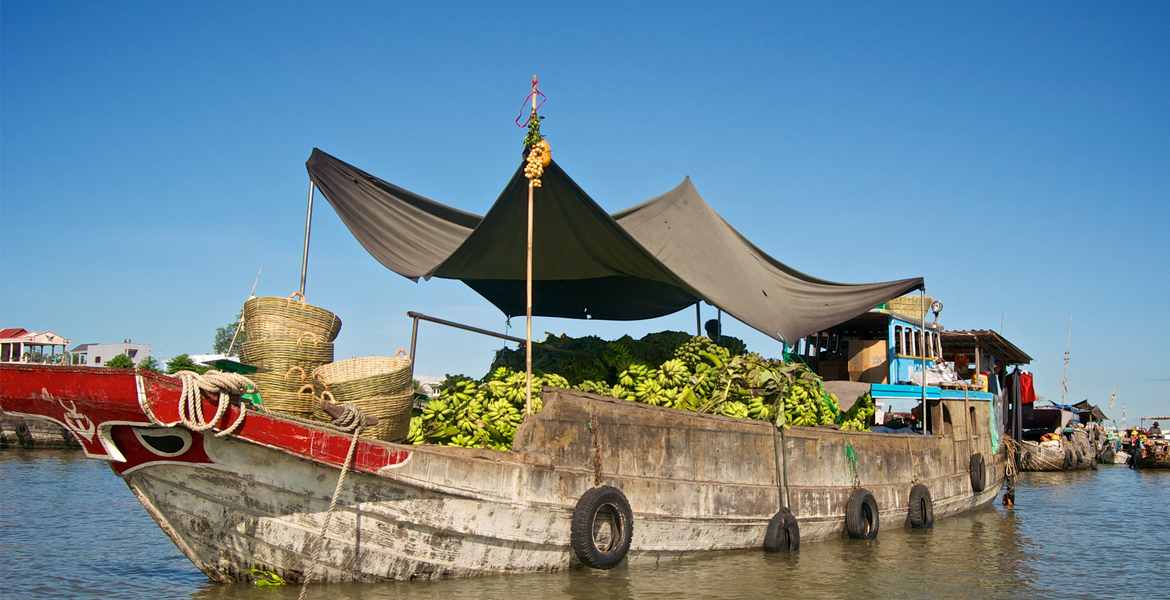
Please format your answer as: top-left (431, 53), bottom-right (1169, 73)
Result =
top-left (817, 358), bottom-right (848, 381)
top-left (846, 338), bottom-right (889, 384)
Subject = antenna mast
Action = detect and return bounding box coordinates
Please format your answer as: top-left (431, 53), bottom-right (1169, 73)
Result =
top-left (1060, 314), bottom-right (1072, 405)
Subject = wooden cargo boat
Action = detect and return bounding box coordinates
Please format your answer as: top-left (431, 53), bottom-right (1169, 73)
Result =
top-left (0, 139), bottom-right (1013, 583)
top-left (1017, 406), bottom-right (1094, 471)
top-left (0, 363), bottom-right (1004, 582)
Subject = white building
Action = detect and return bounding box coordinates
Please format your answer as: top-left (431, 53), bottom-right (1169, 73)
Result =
top-left (69, 340), bottom-right (151, 366)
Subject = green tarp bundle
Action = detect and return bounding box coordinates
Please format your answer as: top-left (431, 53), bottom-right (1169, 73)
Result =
top-left (306, 148), bottom-right (922, 343)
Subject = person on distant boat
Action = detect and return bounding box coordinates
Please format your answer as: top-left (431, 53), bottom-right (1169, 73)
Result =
top-left (1149, 422), bottom-right (1162, 437)
top-left (704, 319), bottom-right (721, 343)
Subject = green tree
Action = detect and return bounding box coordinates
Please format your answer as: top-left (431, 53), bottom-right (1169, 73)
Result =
top-left (138, 355), bottom-right (162, 373)
top-left (166, 354), bottom-right (209, 375)
top-left (214, 310), bottom-right (244, 355)
top-left (104, 353), bottom-right (137, 369)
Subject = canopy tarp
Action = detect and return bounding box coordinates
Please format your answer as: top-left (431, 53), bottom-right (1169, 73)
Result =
top-left (306, 148), bottom-right (923, 342)
top-left (612, 178), bottom-right (923, 343)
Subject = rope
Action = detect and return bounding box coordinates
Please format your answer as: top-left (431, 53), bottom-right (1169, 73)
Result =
top-left (1002, 436), bottom-right (1021, 477)
top-left (298, 403), bottom-right (365, 598)
top-left (173, 370), bottom-right (255, 437)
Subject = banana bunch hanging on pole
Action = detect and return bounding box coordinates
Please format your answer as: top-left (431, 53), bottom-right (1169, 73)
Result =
top-left (524, 116), bottom-right (551, 186)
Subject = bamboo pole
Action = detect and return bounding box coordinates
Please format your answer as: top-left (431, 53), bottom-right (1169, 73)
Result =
top-left (525, 75), bottom-right (537, 416)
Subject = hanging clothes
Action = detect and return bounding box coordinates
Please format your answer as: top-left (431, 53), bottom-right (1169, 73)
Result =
top-left (1020, 371), bottom-right (1037, 404)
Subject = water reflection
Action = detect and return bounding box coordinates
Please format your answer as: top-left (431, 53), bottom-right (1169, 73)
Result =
top-left (3, 451), bottom-right (1167, 600)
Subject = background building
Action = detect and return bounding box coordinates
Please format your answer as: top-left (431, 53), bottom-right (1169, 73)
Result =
top-left (69, 340), bottom-right (151, 366)
top-left (0, 328), bottom-right (72, 364)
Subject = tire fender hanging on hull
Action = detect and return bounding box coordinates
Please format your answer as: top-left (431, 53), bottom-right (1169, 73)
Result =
top-left (845, 488), bottom-right (879, 539)
top-left (763, 510), bottom-right (800, 552)
top-left (571, 486), bottom-right (633, 569)
top-left (907, 483), bottom-right (934, 529)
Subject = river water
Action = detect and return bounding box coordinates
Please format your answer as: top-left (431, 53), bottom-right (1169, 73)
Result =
top-left (1, 450), bottom-right (1166, 600)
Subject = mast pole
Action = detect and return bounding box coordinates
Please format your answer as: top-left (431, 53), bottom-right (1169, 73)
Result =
top-left (1061, 314), bottom-right (1072, 405)
top-left (526, 75), bottom-right (537, 416)
top-left (300, 180), bottom-right (316, 296)
top-left (921, 288), bottom-right (928, 434)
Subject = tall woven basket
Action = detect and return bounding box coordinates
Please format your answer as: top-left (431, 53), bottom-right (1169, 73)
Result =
top-left (240, 336), bottom-right (334, 417)
top-left (244, 292), bottom-right (342, 343)
top-left (311, 351), bottom-right (414, 442)
top-left (885, 294), bottom-right (933, 319)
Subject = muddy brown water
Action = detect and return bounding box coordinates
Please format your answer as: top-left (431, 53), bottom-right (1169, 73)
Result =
top-left (1, 450), bottom-right (1166, 600)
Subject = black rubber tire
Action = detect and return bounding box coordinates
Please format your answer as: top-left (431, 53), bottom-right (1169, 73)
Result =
top-left (907, 484), bottom-right (934, 529)
top-left (969, 453), bottom-right (986, 492)
top-left (763, 510), bottom-right (800, 552)
top-left (571, 486), bottom-right (634, 569)
top-left (844, 488), bottom-right (880, 539)
top-left (1022, 450), bottom-right (1032, 465)
top-left (1063, 448), bottom-right (1074, 470)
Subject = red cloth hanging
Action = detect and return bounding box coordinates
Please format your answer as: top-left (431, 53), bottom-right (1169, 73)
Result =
top-left (1020, 372), bottom-right (1037, 404)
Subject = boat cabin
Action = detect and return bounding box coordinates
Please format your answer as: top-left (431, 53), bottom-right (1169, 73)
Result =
top-left (788, 297), bottom-right (1034, 441)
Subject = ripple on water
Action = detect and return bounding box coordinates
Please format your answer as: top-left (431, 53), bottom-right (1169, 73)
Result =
top-left (2, 451), bottom-right (1167, 599)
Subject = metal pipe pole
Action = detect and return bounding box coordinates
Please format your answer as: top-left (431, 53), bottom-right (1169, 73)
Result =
top-left (299, 181), bottom-right (316, 296)
top-left (696, 304), bottom-right (701, 336)
top-left (921, 289), bottom-right (928, 434)
top-left (409, 314), bottom-right (420, 362)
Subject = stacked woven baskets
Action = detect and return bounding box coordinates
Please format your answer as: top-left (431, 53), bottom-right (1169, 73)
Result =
top-left (885, 294), bottom-right (933, 319)
top-left (311, 351), bottom-right (413, 442)
top-left (239, 292), bottom-right (340, 417)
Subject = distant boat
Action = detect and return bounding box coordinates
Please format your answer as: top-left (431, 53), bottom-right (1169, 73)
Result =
top-left (1018, 405), bottom-right (1094, 471)
top-left (1128, 417), bottom-right (1170, 470)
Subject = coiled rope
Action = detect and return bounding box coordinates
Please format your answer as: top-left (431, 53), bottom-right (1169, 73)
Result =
top-left (173, 370), bottom-right (256, 437)
top-left (298, 402), bottom-right (365, 599)
top-left (1002, 436), bottom-right (1021, 477)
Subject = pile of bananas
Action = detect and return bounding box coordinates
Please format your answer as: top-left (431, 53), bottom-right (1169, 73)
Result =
top-left (406, 367), bottom-right (568, 449)
top-left (838, 393), bottom-right (875, 431)
top-left (412, 332), bottom-right (870, 450)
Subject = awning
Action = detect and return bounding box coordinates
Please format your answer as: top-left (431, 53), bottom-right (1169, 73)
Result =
top-left (306, 148), bottom-right (924, 342)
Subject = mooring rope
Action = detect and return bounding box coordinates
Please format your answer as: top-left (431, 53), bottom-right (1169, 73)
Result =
top-left (173, 370), bottom-right (255, 437)
top-left (1002, 436), bottom-right (1021, 477)
top-left (298, 403), bottom-right (365, 599)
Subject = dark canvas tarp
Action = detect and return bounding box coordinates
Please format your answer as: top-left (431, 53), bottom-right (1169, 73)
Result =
top-left (613, 178), bottom-right (923, 343)
top-left (305, 148), bottom-right (923, 342)
top-left (308, 149), bottom-right (700, 321)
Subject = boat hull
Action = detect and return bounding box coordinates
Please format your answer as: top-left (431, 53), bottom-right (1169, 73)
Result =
top-left (0, 364), bottom-right (1006, 583)
top-left (1018, 434), bottom-right (1094, 471)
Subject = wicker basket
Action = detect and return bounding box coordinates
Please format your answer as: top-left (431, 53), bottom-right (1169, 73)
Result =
top-left (885, 294), bottom-right (933, 319)
top-left (239, 335), bottom-right (333, 418)
top-left (319, 390), bottom-right (414, 442)
top-left (244, 293), bottom-right (342, 343)
top-left (239, 336), bottom-right (334, 367)
top-left (311, 351), bottom-right (414, 442)
top-left (249, 367), bottom-right (317, 416)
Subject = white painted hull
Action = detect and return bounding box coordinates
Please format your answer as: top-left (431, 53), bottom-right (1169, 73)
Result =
top-left (120, 388), bottom-right (1005, 583)
top-left (0, 367), bottom-right (1006, 584)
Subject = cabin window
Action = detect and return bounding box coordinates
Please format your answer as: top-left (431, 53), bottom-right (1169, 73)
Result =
top-left (894, 326), bottom-right (903, 355)
top-left (969, 406), bottom-right (978, 438)
top-left (939, 404), bottom-right (953, 436)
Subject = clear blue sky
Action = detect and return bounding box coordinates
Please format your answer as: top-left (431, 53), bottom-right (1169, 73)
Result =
top-left (3, 1), bottom-right (1167, 422)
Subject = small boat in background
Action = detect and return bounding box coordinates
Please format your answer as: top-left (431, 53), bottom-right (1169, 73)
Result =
top-left (1018, 405), bottom-right (1094, 471)
top-left (1127, 417), bottom-right (1170, 470)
